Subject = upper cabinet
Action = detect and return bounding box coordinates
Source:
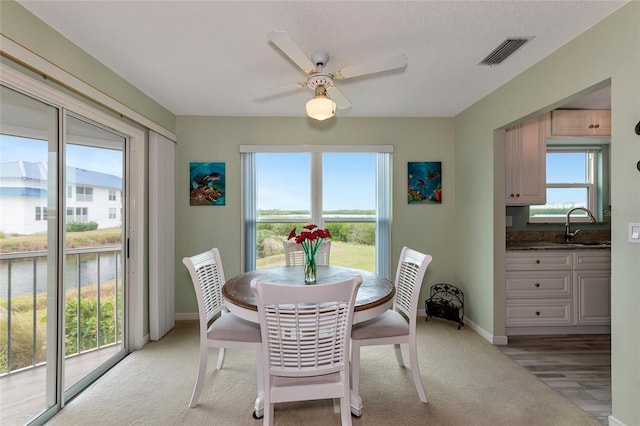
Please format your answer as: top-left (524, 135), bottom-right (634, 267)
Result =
top-left (550, 109), bottom-right (611, 137)
top-left (505, 116), bottom-right (547, 206)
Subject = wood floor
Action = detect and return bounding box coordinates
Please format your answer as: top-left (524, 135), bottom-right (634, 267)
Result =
top-left (498, 334), bottom-right (611, 426)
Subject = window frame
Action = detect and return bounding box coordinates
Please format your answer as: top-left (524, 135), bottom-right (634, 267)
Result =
top-left (529, 145), bottom-right (602, 223)
top-left (241, 145), bottom-right (393, 279)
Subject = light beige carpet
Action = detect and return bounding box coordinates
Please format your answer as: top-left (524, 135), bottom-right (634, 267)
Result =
top-left (47, 319), bottom-right (599, 425)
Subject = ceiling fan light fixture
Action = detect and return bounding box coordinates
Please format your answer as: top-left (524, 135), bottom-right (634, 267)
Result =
top-left (306, 86), bottom-right (336, 121)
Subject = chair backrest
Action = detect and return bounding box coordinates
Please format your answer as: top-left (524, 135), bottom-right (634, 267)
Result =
top-left (251, 275), bottom-right (362, 378)
top-left (283, 240), bottom-right (331, 266)
top-left (182, 248), bottom-right (227, 325)
top-left (393, 247), bottom-right (433, 321)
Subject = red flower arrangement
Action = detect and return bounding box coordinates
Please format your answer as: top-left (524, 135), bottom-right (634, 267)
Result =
top-left (288, 224), bottom-right (331, 282)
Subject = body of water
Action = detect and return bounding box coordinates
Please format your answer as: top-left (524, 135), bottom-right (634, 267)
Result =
top-left (0, 250), bottom-right (122, 298)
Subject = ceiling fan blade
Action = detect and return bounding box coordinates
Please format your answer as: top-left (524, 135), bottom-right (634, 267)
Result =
top-left (268, 31), bottom-right (315, 73)
top-left (327, 86), bottom-right (351, 110)
top-left (333, 54), bottom-right (407, 80)
top-left (254, 82), bottom-right (307, 100)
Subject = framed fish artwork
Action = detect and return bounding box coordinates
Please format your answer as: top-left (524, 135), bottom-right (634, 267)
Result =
top-left (189, 162), bottom-right (225, 206)
top-left (408, 161), bottom-right (442, 204)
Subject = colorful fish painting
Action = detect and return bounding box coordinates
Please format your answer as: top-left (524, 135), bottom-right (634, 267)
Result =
top-left (408, 162), bottom-right (442, 204)
top-left (190, 162), bottom-right (225, 206)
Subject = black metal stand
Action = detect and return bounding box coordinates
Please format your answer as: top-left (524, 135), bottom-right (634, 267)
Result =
top-left (425, 283), bottom-right (464, 329)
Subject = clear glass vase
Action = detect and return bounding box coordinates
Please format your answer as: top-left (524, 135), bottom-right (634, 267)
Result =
top-left (304, 253), bottom-right (317, 283)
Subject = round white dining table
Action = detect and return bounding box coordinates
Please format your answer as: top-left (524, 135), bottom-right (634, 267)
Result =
top-left (222, 265), bottom-right (395, 324)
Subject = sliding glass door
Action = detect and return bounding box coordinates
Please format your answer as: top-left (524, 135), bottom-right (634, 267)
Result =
top-left (0, 86), bottom-right (128, 424)
top-left (62, 115), bottom-right (126, 399)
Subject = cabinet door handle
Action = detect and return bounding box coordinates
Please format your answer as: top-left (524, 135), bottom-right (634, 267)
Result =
top-left (534, 282), bottom-right (540, 288)
top-left (535, 259), bottom-right (540, 264)
top-left (589, 124), bottom-right (595, 128)
top-left (535, 311), bottom-right (541, 316)
top-left (594, 124), bottom-right (600, 129)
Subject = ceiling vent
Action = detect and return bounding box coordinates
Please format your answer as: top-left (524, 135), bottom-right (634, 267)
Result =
top-left (479, 37), bottom-right (533, 66)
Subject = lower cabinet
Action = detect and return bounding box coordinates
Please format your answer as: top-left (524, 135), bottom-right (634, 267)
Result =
top-left (574, 270), bottom-right (611, 325)
top-left (506, 250), bottom-right (610, 333)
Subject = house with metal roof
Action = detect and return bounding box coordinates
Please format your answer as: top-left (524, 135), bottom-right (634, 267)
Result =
top-left (0, 160), bottom-right (122, 235)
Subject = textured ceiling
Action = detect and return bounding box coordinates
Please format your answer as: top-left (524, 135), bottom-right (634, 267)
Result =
top-left (17, 1), bottom-right (625, 118)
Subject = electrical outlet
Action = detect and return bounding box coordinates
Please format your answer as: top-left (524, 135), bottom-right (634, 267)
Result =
top-left (630, 223), bottom-right (640, 244)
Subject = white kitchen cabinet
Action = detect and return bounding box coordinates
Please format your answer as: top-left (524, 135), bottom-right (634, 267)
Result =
top-left (505, 250), bottom-right (610, 332)
top-left (505, 116), bottom-right (546, 205)
top-left (550, 109), bottom-right (611, 137)
top-left (573, 251), bottom-right (611, 326)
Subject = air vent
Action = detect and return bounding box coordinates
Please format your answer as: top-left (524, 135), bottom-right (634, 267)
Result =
top-left (479, 37), bottom-right (533, 66)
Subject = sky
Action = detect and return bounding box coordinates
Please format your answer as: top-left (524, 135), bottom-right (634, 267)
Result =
top-left (256, 152), bottom-right (376, 211)
top-left (0, 135), bottom-right (123, 178)
top-left (545, 151), bottom-right (589, 205)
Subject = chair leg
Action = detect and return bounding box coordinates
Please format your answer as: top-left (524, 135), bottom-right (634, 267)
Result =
top-left (189, 344), bottom-right (208, 407)
top-left (264, 401), bottom-right (274, 426)
top-left (394, 343), bottom-right (405, 367)
top-left (216, 347), bottom-right (226, 370)
top-left (340, 396), bottom-right (353, 425)
top-left (253, 349), bottom-right (264, 419)
top-left (350, 342), bottom-right (363, 417)
top-left (408, 340), bottom-right (428, 403)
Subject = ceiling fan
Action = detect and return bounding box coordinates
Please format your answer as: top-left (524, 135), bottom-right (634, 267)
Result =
top-left (261, 31), bottom-right (408, 120)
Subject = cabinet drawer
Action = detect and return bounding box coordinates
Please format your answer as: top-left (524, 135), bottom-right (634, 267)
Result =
top-left (506, 271), bottom-right (571, 298)
top-left (506, 299), bottom-right (572, 326)
top-left (574, 251), bottom-right (611, 271)
top-left (506, 251), bottom-right (572, 271)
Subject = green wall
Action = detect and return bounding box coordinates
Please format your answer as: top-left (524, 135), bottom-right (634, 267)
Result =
top-left (174, 116), bottom-right (456, 314)
top-left (455, 3), bottom-right (640, 424)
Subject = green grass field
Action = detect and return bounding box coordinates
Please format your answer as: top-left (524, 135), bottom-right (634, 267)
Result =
top-left (257, 240), bottom-right (375, 272)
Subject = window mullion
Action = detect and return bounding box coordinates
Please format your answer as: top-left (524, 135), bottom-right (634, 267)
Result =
top-left (311, 153), bottom-right (323, 226)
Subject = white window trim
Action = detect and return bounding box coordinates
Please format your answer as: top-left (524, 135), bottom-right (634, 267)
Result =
top-left (241, 146), bottom-right (393, 279)
top-left (529, 146), bottom-right (600, 223)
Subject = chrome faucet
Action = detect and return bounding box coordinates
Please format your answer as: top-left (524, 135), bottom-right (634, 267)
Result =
top-left (565, 207), bottom-right (597, 242)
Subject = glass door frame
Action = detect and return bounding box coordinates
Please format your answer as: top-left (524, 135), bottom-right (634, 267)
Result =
top-left (1, 62), bottom-right (146, 424)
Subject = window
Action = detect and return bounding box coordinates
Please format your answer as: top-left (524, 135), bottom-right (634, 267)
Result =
top-left (66, 207), bottom-right (74, 223)
top-left (35, 206), bottom-right (47, 221)
top-left (529, 146), bottom-right (603, 222)
top-left (75, 207), bottom-right (88, 223)
top-left (108, 207), bottom-right (116, 219)
top-left (108, 189), bottom-right (116, 201)
top-left (67, 185), bottom-right (73, 199)
top-left (242, 145), bottom-right (392, 278)
top-left (76, 185), bottom-right (93, 202)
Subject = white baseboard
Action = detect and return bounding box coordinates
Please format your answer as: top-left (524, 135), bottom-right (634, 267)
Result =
top-left (464, 318), bottom-right (508, 345)
top-left (420, 309), bottom-right (508, 345)
top-left (608, 415), bottom-right (627, 426)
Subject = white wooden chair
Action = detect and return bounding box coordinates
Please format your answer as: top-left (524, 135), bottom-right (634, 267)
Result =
top-left (251, 275), bottom-right (362, 426)
top-left (350, 247), bottom-right (433, 417)
top-left (183, 248), bottom-right (263, 417)
top-left (283, 239), bottom-right (331, 266)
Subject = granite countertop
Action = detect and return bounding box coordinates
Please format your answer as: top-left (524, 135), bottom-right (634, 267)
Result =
top-left (507, 241), bottom-right (611, 251)
top-left (506, 230), bottom-right (611, 251)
